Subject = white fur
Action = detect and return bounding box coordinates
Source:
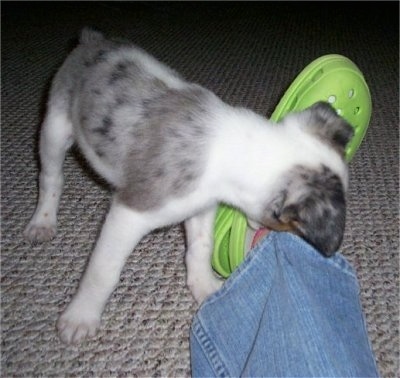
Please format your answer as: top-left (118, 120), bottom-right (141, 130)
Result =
top-left (57, 201), bottom-right (152, 344)
top-left (207, 105), bottom-right (348, 219)
top-left (24, 111), bottom-right (73, 242)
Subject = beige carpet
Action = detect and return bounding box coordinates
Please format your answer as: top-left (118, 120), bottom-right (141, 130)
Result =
top-left (2, 3), bottom-right (398, 376)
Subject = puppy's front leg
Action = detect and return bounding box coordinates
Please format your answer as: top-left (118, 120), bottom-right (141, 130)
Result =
top-left (57, 198), bottom-right (151, 344)
top-left (185, 207), bottom-right (223, 304)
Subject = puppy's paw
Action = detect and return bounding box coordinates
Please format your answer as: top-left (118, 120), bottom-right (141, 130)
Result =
top-left (188, 276), bottom-right (223, 305)
top-left (57, 305), bottom-right (100, 344)
top-left (24, 222), bottom-right (56, 243)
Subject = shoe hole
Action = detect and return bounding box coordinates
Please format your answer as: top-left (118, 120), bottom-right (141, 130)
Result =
top-left (354, 107), bottom-right (360, 114)
top-left (328, 95), bottom-right (336, 104)
top-left (336, 108), bottom-right (342, 115)
top-left (288, 96), bottom-right (298, 111)
top-left (311, 69), bottom-right (324, 82)
top-left (348, 89), bottom-right (355, 98)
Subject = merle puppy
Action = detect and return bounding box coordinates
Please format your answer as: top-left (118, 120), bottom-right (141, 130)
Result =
top-left (24, 29), bottom-right (353, 344)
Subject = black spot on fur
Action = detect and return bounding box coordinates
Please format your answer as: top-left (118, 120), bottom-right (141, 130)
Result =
top-left (95, 148), bottom-right (104, 158)
top-left (84, 49), bottom-right (108, 68)
top-left (172, 171), bottom-right (196, 192)
top-left (102, 116), bottom-right (113, 129)
top-left (93, 50), bottom-right (107, 64)
top-left (109, 62), bottom-right (129, 84)
top-left (92, 127), bottom-right (108, 136)
top-left (92, 116), bottom-right (114, 139)
top-left (155, 168), bottom-right (165, 178)
top-left (115, 96), bottom-right (127, 106)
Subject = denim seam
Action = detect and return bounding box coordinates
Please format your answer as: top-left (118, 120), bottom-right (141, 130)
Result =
top-left (192, 317), bottom-right (230, 377)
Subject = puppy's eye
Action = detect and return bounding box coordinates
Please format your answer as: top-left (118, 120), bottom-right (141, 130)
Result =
top-left (281, 204), bottom-right (299, 223)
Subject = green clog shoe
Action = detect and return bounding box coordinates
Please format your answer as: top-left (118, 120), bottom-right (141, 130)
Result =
top-left (212, 54), bottom-right (372, 278)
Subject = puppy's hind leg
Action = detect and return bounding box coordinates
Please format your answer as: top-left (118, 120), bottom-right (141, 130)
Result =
top-left (24, 107), bottom-right (74, 243)
top-left (185, 207), bottom-right (223, 304)
top-left (57, 199), bottom-right (152, 344)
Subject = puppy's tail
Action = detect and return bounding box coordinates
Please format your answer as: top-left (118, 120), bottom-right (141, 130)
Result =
top-left (79, 27), bottom-right (104, 44)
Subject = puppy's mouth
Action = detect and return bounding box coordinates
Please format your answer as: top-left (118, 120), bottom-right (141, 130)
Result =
top-left (262, 218), bottom-right (301, 235)
top-left (260, 212), bottom-right (315, 249)
top-left (261, 217), bottom-right (339, 257)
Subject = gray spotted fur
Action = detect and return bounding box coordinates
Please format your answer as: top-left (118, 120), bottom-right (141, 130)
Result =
top-left (50, 29), bottom-right (218, 210)
top-left (117, 86), bottom-right (213, 210)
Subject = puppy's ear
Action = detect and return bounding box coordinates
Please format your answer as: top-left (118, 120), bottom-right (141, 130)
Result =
top-left (303, 102), bottom-right (354, 154)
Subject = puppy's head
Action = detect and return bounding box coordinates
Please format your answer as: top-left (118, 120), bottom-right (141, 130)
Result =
top-left (262, 102), bottom-right (354, 256)
top-left (263, 165), bottom-right (347, 256)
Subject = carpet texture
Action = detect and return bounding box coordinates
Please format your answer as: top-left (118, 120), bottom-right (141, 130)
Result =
top-left (2, 3), bottom-right (398, 377)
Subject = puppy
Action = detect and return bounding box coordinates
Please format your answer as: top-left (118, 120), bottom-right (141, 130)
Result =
top-left (24, 28), bottom-right (353, 344)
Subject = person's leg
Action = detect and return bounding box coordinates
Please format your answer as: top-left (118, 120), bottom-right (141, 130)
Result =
top-left (190, 232), bottom-right (379, 377)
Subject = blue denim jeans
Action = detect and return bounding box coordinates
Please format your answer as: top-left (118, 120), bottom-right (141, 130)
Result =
top-left (190, 232), bottom-right (379, 377)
